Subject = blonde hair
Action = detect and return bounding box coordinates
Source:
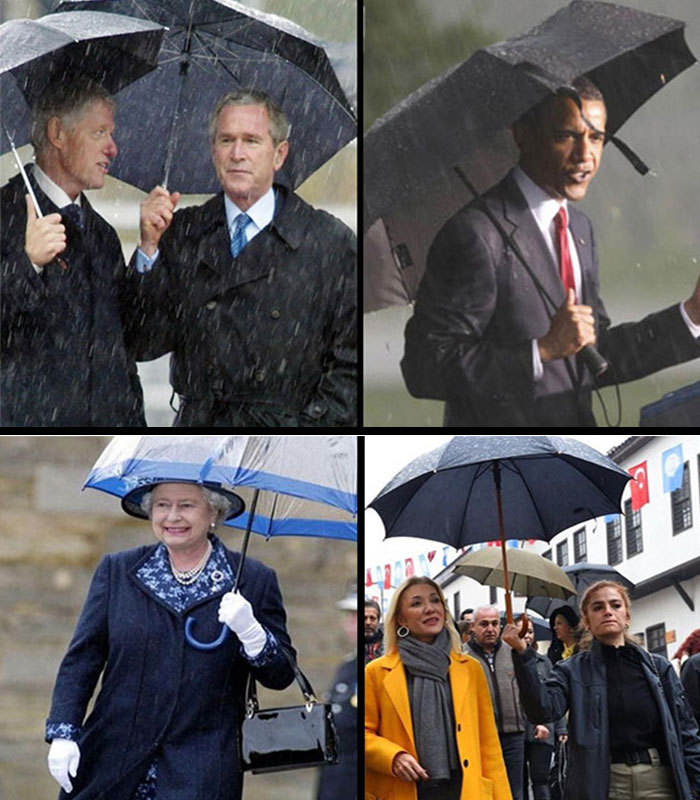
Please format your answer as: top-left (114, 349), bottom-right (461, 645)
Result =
top-left (384, 576), bottom-right (462, 655)
top-left (579, 580), bottom-right (637, 650)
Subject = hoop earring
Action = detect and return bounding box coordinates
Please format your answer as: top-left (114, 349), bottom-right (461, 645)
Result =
top-left (397, 626), bottom-right (410, 638)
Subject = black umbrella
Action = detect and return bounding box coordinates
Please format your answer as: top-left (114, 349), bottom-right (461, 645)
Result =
top-left (0, 10), bottom-right (164, 215)
top-left (368, 435), bottom-right (630, 626)
top-left (52, 0), bottom-right (357, 193)
top-left (364, 0), bottom-right (696, 313)
top-left (526, 561), bottom-right (634, 619)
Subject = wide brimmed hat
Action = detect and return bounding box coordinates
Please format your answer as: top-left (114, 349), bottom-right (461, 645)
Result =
top-left (121, 480), bottom-right (245, 521)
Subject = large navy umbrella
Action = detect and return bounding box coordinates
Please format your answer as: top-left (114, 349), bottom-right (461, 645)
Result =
top-left (52, 0), bottom-right (357, 193)
top-left (364, 0), bottom-right (696, 312)
top-left (369, 435), bottom-right (630, 626)
top-left (526, 561), bottom-right (634, 620)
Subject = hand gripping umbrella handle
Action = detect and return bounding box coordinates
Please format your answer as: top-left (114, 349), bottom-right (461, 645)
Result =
top-left (184, 616), bottom-right (230, 650)
top-left (183, 488), bottom-right (260, 651)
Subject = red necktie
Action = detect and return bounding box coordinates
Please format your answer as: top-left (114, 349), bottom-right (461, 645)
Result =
top-left (555, 206), bottom-right (576, 299)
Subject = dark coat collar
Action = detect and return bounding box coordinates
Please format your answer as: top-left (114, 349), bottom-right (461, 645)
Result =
top-left (180, 184), bottom-right (311, 252)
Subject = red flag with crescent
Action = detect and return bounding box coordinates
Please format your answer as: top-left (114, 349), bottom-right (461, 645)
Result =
top-left (628, 461), bottom-right (649, 511)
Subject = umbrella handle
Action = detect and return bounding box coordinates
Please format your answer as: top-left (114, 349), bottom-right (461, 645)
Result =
top-left (517, 613), bottom-right (530, 639)
top-left (184, 616), bottom-right (230, 650)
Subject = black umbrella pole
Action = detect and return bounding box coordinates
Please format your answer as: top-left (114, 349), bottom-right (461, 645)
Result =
top-left (233, 488), bottom-right (260, 593)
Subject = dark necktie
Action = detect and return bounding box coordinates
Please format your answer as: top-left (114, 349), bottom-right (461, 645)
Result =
top-left (61, 203), bottom-right (86, 233)
top-left (230, 213), bottom-right (251, 258)
top-left (554, 206), bottom-right (576, 298)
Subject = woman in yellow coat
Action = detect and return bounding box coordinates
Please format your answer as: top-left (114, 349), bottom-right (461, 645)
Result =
top-left (365, 576), bottom-right (512, 800)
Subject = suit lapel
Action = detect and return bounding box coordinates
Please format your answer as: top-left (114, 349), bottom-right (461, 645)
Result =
top-left (569, 210), bottom-right (595, 307)
top-left (498, 173), bottom-right (583, 390)
top-left (500, 175), bottom-right (566, 314)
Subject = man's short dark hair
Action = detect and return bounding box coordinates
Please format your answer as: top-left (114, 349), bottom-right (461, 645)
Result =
top-left (516, 75), bottom-right (605, 130)
top-left (365, 599), bottom-right (381, 618)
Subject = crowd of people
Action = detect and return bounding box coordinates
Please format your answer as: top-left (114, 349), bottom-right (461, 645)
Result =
top-left (365, 578), bottom-right (700, 800)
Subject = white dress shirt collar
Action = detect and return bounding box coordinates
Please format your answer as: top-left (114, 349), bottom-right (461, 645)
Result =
top-left (512, 165), bottom-right (565, 230)
top-left (32, 163), bottom-right (81, 209)
top-left (224, 187), bottom-right (275, 237)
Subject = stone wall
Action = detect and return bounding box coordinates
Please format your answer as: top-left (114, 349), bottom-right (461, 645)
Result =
top-left (0, 436), bottom-right (356, 800)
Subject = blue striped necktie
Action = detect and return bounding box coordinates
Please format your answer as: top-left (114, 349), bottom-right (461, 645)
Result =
top-left (230, 213), bottom-right (251, 258)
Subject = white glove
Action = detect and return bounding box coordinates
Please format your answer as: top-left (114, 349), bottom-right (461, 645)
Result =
top-left (218, 591), bottom-right (267, 657)
top-left (48, 738), bottom-right (80, 793)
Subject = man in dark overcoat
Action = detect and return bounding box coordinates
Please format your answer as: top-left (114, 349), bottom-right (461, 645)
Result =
top-left (402, 78), bottom-right (700, 427)
top-left (126, 88), bottom-right (356, 427)
top-left (0, 80), bottom-right (145, 427)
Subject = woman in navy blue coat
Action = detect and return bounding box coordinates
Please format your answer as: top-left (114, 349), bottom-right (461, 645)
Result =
top-left (46, 481), bottom-right (295, 800)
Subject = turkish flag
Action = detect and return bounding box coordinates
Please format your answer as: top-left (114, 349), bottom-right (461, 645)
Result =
top-left (628, 461), bottom-right (649, 511)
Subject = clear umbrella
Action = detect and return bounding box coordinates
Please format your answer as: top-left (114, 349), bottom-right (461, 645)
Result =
top-left (85, 435), bottom-right (357, 649)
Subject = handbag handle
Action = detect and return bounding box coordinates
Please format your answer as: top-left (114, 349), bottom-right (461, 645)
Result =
top-left (245, 646), bottom-right (318, 718)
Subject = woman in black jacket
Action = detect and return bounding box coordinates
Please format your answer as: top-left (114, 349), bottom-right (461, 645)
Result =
top-left (503, 581), bottom-right (700, 800)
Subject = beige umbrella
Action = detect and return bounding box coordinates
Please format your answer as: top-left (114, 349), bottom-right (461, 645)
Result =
top-left (454, 547), bottom-right (576, 600)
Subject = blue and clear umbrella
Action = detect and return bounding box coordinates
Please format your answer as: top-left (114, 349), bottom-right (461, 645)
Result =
top-left (85, 435), bottom-right (357, 648)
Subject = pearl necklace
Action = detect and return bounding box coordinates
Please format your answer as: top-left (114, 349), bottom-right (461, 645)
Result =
top-left (170, 541), bottom-right (212, 585)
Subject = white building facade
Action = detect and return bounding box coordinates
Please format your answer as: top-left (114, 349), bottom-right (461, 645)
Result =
top-left (434, 434), bottom-right (700, 660)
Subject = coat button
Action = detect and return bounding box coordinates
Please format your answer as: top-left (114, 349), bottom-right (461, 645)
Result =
top-left (270, 307), bottom-right (281, 319)
top-left (463, 759), bottom-right (469, 768)
top-left (254, 369), bottom-right (266, 382)
top-left (205, 300), bottom-right (217, 310)
top-left (457, 724), bottom-right (461, 732)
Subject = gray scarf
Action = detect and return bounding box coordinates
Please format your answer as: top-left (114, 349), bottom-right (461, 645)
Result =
top-left (398, 628), bottom-right (460, 782)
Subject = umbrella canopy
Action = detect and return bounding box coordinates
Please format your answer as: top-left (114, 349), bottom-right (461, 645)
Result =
top-left (85, 434), bottom-right (357, 650)
top-left (52, 0), bottom-right (357, 193)
top-left (526, 561), bottom-right (634, 619)
top-left (455, 547), bottom-right (576, 600)
top-left (369, 434), bottom-right (630, 624)
top-left (364, 0), bottom-right (696, 311)
top-left (85, 434), bottom-right (357, 540)
top-left (0, 10), bottom-right (165, 153)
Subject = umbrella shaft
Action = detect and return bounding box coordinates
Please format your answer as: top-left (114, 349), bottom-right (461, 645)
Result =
top-left (233, 487), bottom-right (260, 592)
top-left (493, 461), bottom-right (514, 624)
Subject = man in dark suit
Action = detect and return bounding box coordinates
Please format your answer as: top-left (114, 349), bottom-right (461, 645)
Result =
top-left (402, 78), bottom-right (700, 427)
top-left (0, 80), bottom-right (145, 427)
top-left (128, 88), bottom-right (356, 427)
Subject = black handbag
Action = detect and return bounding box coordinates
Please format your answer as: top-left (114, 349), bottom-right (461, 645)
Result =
top-left (240, 653), bottom-right (339, 774)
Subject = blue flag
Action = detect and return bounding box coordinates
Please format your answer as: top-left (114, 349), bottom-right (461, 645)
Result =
top-left (662, 444), bottom-right (684, 493)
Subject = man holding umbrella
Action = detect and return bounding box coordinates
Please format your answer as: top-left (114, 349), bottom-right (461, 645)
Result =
top-left (402, 76), bottom-right (700, 427)
top-left (0, 78), bottom-right (146, 427)
top-left (127, 88), bottom-right (357, 428)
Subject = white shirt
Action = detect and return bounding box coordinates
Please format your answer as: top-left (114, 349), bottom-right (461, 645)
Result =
top-left (511, 167), bottom-right (700, 379)
top-left (135, 187), bottom-right (276, 273)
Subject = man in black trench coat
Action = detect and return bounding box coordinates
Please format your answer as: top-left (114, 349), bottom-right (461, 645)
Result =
top-left (127, 88), bottom-right (357, 427)
top-left (0, 80), bottom-right (145, 427)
